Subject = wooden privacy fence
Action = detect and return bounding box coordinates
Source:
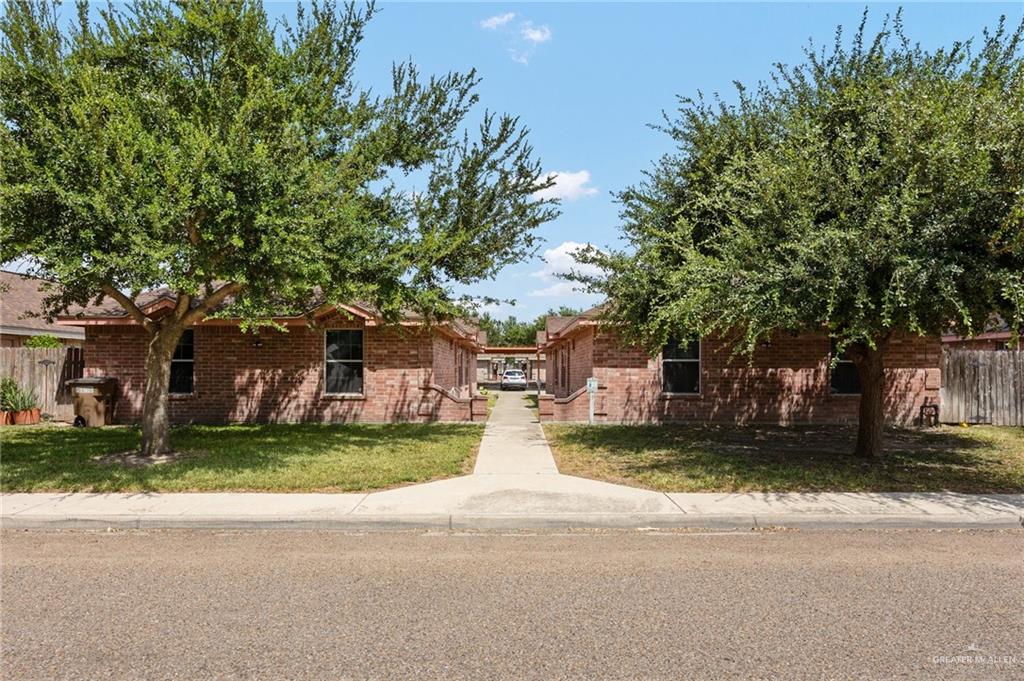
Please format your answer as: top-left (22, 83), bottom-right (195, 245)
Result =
top-left (941, 349), bottom-right (1023, 426)
top-left (0, 347), bottom-right (84, 422)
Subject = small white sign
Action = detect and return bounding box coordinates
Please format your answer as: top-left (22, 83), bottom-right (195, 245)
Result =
top-left (76, 386), bottom-right (97, 394)
top-left (586, 377), bottom-right (599, 394)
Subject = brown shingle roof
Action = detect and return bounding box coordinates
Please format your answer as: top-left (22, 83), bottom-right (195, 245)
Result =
top-left (0, 271), bottom-right (85, 339)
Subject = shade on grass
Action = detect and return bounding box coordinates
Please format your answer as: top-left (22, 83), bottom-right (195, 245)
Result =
top-left (544, 424), bottom-right (1024, 493)
top-left (0, 423), bottom-right (483, 493)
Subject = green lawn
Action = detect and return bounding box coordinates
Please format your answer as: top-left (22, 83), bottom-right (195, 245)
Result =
top-left (544, 423), bottom-right (1024, 493)
top-left (0, 423), bottom-right (483, 493)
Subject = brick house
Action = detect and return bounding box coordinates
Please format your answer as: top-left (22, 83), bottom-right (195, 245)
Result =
top-left (58, 293), bottom-right (486, 424)
top-left (538, 309), bottom-right (941, 425)
top-left (1, 270), bottom-right (85, 348)
top-left (942, 318), bottom-right (1015, 351)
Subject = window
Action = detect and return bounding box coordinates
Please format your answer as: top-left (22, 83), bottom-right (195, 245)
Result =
top-left (169, 329), bottom-right (194, 394)
top-left (830, 340), bottom-right (861, 395)
top-left (325, 330), bottom-right (364, 394)
top-left (662, 338), bottom-right (700, 394)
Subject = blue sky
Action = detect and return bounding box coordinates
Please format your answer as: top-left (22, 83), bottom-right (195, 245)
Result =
top-left (338, 2), bottom-right (1023, 321)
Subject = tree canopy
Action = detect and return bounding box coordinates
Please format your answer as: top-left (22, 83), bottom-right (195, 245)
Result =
top-left (575, 14), bottom-right (1023, 355)
top-left (0, 0), bottom-right (557, 325)
top-left (478, 306), bottom-right (581, 346)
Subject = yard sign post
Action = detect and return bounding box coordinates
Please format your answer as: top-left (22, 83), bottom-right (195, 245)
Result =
top-left (586, 377), bottom-right (599, 425)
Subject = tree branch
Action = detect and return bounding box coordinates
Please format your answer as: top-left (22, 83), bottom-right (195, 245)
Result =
top-left (101, 284), bottom-right (157, 334)
top-left (180, 282), bottom-right (243, 327)
top-left (173, 292), bottom-right (191, 321)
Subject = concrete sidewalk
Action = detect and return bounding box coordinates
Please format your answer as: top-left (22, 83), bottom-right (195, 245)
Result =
top-left (3, 489), bottom-right (1022, 530)
top-left (2, 394), bottom-right (1022, 530)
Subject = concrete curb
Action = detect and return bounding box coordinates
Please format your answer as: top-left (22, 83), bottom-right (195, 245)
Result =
top-left (4, 512), bottom-right (1021, 531)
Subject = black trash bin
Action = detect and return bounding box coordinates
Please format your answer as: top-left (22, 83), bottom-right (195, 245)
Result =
top-left (66, 377), bottom-right (118, 426)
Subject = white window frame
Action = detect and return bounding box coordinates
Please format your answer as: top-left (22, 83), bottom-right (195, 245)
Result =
top-left (324, 329), bottom-right (364, 396)
top-left (169, 329), bottom-right (195, 395)
top-left (662, 338), bottom-right (701, 395)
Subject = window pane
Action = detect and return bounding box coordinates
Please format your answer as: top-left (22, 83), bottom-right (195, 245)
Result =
top-left (831, 363), bottom-right (861, 394)
top-left (173, 329), bottom-right (194, 360)
top-left (663, 361), bottom-right (699, 394)
top-left (169, 362), bottom-right (193, 394)
top-left (663, 338), bottom-right (699, 360)
top-left (326, 330), bottom-right (363, 361)
top-left (326, 361), bottom-right (364, 394)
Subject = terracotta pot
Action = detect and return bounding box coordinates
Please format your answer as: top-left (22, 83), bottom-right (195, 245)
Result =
top-left (0, 411), bottom-right (10, 425)
top-left (13, 408), bottom-right (40, 425)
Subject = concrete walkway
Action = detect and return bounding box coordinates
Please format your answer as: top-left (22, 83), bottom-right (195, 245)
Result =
top-left (3, 394), bottom-right (1023, 530)
top-left (472, 391), bottom-right (558, 475)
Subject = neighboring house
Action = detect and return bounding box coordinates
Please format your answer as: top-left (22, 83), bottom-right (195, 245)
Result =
top-left (0, 270), bottom-right (85, 348)
top-left (538, 308), bottom-right (941, 425)
top-left (58, 290), bottom-right (485, 424)
top-left (942, 318), bottom-right (1016, 351)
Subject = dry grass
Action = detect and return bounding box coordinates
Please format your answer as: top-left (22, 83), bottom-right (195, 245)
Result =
top-left (544, 423), bottom-right (1024, 493)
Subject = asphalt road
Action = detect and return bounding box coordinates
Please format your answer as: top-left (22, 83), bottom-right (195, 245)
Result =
top-left (2, 529), bottom-right (1022, 680)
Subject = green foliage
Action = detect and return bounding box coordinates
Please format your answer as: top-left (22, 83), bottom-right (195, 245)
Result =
top-left (5, 383), bottom-right (38, 412)
top-left (0, 0), bottom-right (557, 324)
top-left (0, 377), bottom-right (18, 412)
top-left (478, 306), bottom-right (581, 346)
top-left (22, 334), bottom-right (61, 349)
top-left (573, 13), bottom-right (1024, 355)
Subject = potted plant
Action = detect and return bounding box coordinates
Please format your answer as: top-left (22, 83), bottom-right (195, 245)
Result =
top-left (10, 386), bottom-right (40, 425)
top-left (0, 377), bottom-right (16, 425)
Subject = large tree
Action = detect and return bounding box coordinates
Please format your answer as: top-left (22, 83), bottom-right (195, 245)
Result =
top-left (573, 14), bottom-right (1023, 457)
top-left (0, 1), bottom-right (557, 455)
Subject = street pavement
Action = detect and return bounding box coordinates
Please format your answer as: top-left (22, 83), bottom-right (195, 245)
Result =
top-left (2, 528), bottom-right (1022, 680)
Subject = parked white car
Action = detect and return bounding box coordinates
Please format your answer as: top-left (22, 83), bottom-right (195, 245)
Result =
top-left (500, 369), bottom-right (528, 391)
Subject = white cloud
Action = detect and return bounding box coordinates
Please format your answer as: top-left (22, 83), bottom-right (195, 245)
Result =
top-left (480, 12), bottom-right (515, 30)
top-left (527, 241), bottom-right (605, 299)
top-left (480, 14), bottom-right (551, 65)
top-left (528, 281), bottom-right (581, 298)
top-left (533, 170), bottom-right (599, 202)
top-left (520, 22), bottom-right (552, 44)
top-left (478, 301), bottom-right (515, 317)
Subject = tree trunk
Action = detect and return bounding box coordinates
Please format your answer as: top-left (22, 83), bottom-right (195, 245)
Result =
top-left (140, 326), bottom-right (183, 457)
top-left (852, 343), bottom-right (886, 458)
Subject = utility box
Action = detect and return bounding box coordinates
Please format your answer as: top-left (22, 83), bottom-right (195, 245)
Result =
top-left (67, 377), bottom-right (118, 426)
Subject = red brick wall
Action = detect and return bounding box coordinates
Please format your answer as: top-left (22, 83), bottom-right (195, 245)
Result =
top-left (546, 328), bottom-right (595, 398)
top-left (84, 322), bottom-right (481, 424)
top-left (541, 330), bottom-right (941, 426)
top-left (431, 335), bottom-right (476, 397)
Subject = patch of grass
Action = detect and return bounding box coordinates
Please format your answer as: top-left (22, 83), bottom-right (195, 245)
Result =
top-left (0, 422), bottom-right (484, 493)
top-left (523, 393), bottom-right (538, 413)
top-left (544, 423), bottom-right (1024, 493)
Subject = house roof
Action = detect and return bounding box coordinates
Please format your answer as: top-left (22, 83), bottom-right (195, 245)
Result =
top-left (541, 305), bottom-right (605, 348)
top-left (56, 286), bottom-right (480, 346)
top-left (941, 316), bottom-right (1015, 343)
top-left (0, 271), bottom-right (85, 340)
